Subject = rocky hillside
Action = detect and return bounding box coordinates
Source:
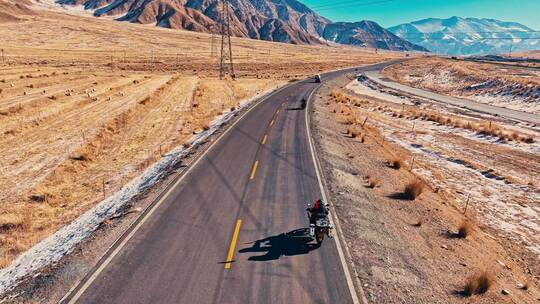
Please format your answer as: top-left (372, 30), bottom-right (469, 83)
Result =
top-left (51, 0), bottom-right (424, 50)
top-left (0, 0), bottom-right (35, 22)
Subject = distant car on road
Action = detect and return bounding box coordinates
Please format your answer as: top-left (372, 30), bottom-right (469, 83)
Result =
top-left (314, 74), bottom-right (321, 83)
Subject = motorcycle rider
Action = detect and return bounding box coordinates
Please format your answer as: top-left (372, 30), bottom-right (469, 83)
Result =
top-left (306, 199), bottom-right (332, 239)
top-left (306, 199), bottom-right (328, 225)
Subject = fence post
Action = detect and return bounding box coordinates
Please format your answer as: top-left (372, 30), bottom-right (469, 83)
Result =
top-left (463, 193), bottom-right (471, 214)
top-left (102, 178), bottom-right (106, 199)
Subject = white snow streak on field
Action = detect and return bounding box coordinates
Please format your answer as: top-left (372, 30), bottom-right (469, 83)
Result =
top-left (0, 85), bottom-right (282, 296)
top-left (404, 69), bottom-right (540, 115)
top-left (346, 78), bottom-right (540, 258)
top-left (388, 131), bottom-right (540, 257)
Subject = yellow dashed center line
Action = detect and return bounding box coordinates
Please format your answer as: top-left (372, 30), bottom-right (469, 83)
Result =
top-left (225, 105), bottom-right (280, 269)
top-left (250, 160), bottom-right (259, 180)
top-left (225, 219), bottom-right (242, 269)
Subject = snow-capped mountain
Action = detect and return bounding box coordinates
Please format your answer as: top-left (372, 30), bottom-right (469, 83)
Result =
top-left (388, 16), bottom-right (540, 56)
top-left (322, 20), bottom-right (426, 51)
top-left (46, 0), bottom-right (424, 51)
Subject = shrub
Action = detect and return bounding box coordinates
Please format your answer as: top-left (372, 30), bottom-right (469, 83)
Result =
top-left (519, 281), bottom-right (529, 291)
top-left (463, 270), bottom-right (494, 296)
top-left (139, 97), bottom-right (151, 105)
top-left (70, 153), bottom-right (89, 161)
top-left (366, 177), bottom-right (379, 189)
top-left (403, 179), bottom-right (424, 200)
top-left (521, 136), bottom-right (534, 144)
top-left (457, 221), bottom-right (473, 238)
top-left (387, 157), bottom-right (402, 169)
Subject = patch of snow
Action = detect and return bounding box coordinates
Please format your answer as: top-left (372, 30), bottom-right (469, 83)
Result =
top-left (31, 0), bottom-right (95, 17)
top-left (345, 75), bottom-right (540, 257)
top-left (383, 129), bottom-right (540, 257)
top-left (346, 79), bottom-right (414, 106)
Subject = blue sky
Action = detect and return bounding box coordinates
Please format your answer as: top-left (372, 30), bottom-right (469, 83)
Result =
top-left (300, 0), bottom-right (540, 29)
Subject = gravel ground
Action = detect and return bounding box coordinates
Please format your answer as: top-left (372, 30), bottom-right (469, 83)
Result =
top-left (310, 72), bottom-right (540, 303)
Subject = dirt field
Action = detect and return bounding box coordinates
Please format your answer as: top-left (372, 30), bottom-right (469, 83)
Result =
top-left (383, 57), bottom-right (540, 114)
top-left (0, 6), bottom-right (401, 272)
top-left (311, 72), bottom-right (540, 302)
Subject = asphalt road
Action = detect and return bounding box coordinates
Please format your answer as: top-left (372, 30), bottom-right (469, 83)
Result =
top-left (62, 62), bottom-right (397, 304)
top-left (365, 70), bottom-right (540, 125)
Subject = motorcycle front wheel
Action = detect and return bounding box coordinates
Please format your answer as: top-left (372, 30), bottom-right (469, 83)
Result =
top-left (316, 233), bottom-right (325, 245)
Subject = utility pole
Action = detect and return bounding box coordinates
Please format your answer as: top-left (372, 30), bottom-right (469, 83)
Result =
top-left (1, 49), bottom-right (4, 64)
top-left (219, 0), bottom-right (235, 80)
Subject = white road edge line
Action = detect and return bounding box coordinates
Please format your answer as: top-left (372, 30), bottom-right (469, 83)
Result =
top-left (61, 80), bottom-right (297, 304)
top-left (305, 79), bottom-right (369, 304)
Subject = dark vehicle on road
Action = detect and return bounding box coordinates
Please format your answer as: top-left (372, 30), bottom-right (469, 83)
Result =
top-left (314, 74), bottom-right (321, 83)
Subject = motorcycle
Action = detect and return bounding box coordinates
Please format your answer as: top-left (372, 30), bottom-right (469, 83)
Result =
top-left (307, 203), bottom-right (333, 246)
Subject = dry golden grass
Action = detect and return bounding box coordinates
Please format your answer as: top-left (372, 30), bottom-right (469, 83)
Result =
top-left (457, 220), bottom-right (473, 238)
top-left (384, 107), bottom-right (536, 144)
top-left (0, 213), bottom-right (26, 232)
top-left (359, 133), bottom-right (365, 143)
top-left (365, 177), bottom-right (379, 189)
top-left (349, 127), bottom-right (361, 139)
top-left (403, 179), bottom-right (424, 200)
top-left (518, 281), bottom-right (530, 290)
top-left (0, 73), bottom-right (284, 268)
top-left (464, 270), bottom-right (494, 296)
top-left (387, 156), bottom-right (403, 169)
top-left (0, 8), bottom-right (400, 79)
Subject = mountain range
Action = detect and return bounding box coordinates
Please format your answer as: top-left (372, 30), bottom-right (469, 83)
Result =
top-left (389, 16), bottom-right (540, 56)
top-left (48, 0), bottom-right (426, 51)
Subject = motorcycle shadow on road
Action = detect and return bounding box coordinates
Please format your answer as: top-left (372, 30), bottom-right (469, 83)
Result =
top-left (238, 228), bottom-right (319, 262)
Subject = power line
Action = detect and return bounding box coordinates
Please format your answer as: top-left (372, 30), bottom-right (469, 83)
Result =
top-left (310, 0), bottom-right (394, 9)
top-left (399, 31), bottom-right (540, 35)
top-left (311, 0), bottom-right (395, 11)
top-left (397, 37), bottom-right (540, 40)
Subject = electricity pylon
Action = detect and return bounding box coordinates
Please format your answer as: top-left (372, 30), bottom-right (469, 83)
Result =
top-left (219, 0), bottom-right (235, 80)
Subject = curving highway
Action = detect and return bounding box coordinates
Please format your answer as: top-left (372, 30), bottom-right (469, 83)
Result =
top-left (60, 62), bottom-right (398, 304)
